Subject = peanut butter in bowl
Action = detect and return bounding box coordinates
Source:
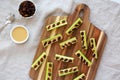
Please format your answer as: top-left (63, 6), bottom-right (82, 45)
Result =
top-left (10, 25), bottom-right (29, 44)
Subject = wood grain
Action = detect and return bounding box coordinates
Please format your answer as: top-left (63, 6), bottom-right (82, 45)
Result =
top-left (29, 4), bottom-right (107, 80)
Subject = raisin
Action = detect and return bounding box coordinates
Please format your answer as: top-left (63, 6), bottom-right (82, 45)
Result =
top-left (91, 44), bottom-right (94, 48)
top-left (48, 73), bottom-right (51, 76)
top-left (72, 40), bottom-right (76, 44)
top-left (81, 32), bottom-right (84, 35)
top-left (47, 26), bottom-right (51, 29)
top-left (48, 68), bottom-right (52, 72)
top-left (57, 22), bottom-right (60, 25)
top-left (81, 57), bottom-right (83, 60)
top-left (65, 70), bottom-right (68, 73)
top-left (69, 59), bottom-right (72, 62)
top-left (86, 62), bottom-right (88, 65)
top-left (56, 57), bottom-right (59, 60)
top-left (78, 21), bottom-right (81, 25)
top-left (68, 31), bottom-right (72, 34)
top-left (93, 54), bottom-right (95, 57)
top-left (64, 44), bottom-right (68, 47)
top-left (40, 58), bottom-right (43, 62)
top-left (44, 42), bottom-right (47, 46)
top-left (72, 28), bottom-right (77, 31)
top-left (34, 65), bottom-right (37, 68)
top-left (91, 39), bottom-right (93, 43)
top-left (81, 37), bottom-right (84, 40)
top-left (60, 58), bottom-right (64, 61)
top-left (64, 58), bottom-right (68, 62)
top-left (67, 42), bottom-right (72, 46)
top-left (53, 39), bottom-right (56, 43)
top-left (69, 69), bottom-right (72, 72)
top-left (73, 68), bottom-right (77, 71)
top-left (52, 24), bottom-right (55, 27)
top-left (83, 59), bottom-right (86, 63)
top-left (49, 63), bottom-right (52, 67)
top-left (43, 55), bottom-right (46, 59)
top-left (48, 41), bottom-right (51, 44)
top-left (58, 37), bottom-right (61, 40)
top-left (77, 53), bottom-right (80, 57)
top-left (75, 24), bottom-right (79, 26)
top-left (62, 20), bottom-right (65, 23)
top-left (38, 61), bottom-right (40, 65)
top-left (60, 71), bottom-right (63, 74)
top-left (62, 45), bottom-right (65, 48)
top-left (47, 77), bottom-right (50, 80)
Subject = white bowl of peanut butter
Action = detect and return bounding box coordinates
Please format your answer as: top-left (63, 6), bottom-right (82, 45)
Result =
top-left (10, 25), bottom-right (29, 44)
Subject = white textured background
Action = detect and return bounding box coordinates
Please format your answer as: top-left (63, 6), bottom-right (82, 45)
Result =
top-left (0, 0), bottom-right (120, 80)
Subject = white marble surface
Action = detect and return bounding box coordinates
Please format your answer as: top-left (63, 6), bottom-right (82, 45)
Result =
top-left (0, 0), bottom-right (120, 80)
top-left (111, 0), bottom-right (120, 3)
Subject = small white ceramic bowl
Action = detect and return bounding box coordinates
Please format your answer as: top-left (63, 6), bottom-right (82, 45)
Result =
top-left (10, 25), bottom-right (29, 44)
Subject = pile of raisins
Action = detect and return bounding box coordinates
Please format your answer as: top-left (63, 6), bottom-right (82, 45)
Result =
top-left (19, 1), bottom-right (35, 17)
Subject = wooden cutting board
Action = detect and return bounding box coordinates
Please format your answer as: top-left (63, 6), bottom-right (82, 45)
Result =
top-left (29, 4), bottom-right (107, 80)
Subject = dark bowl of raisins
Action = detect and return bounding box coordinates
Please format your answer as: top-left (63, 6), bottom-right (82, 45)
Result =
top-left (19, 0), bottom-right (36, 17)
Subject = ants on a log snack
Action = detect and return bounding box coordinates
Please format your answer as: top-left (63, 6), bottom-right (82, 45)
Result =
top-left (58, 66), bottom-right (79, 76)
top-left (90, 38), bottom-right (98, 59)
top-left (55, 54), bottom-right (74, 63)
top-left (32, 52), bottom-right (47, 70)
top-left (42, 34), bottom-right (62, 47)
top-left (73, 73), bottom-right (85, 80)
top-left (19, 1), bottom-right (35, 17)
top-left (66, 18), bottom-right (82, 35)
top-left (75, 50), bottom-right (92, 66)
top-left (45, 62), bottom-right (53, 80)
top-left (59, 37), bottom-right (77, 49)
top-left (46, 18), bottom-right (67, 31)
top-left (80, 30), bottom-right (88, 50)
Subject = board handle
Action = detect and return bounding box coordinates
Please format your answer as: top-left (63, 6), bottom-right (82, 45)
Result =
top-left (73, 4), bottom-right (90, 21)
